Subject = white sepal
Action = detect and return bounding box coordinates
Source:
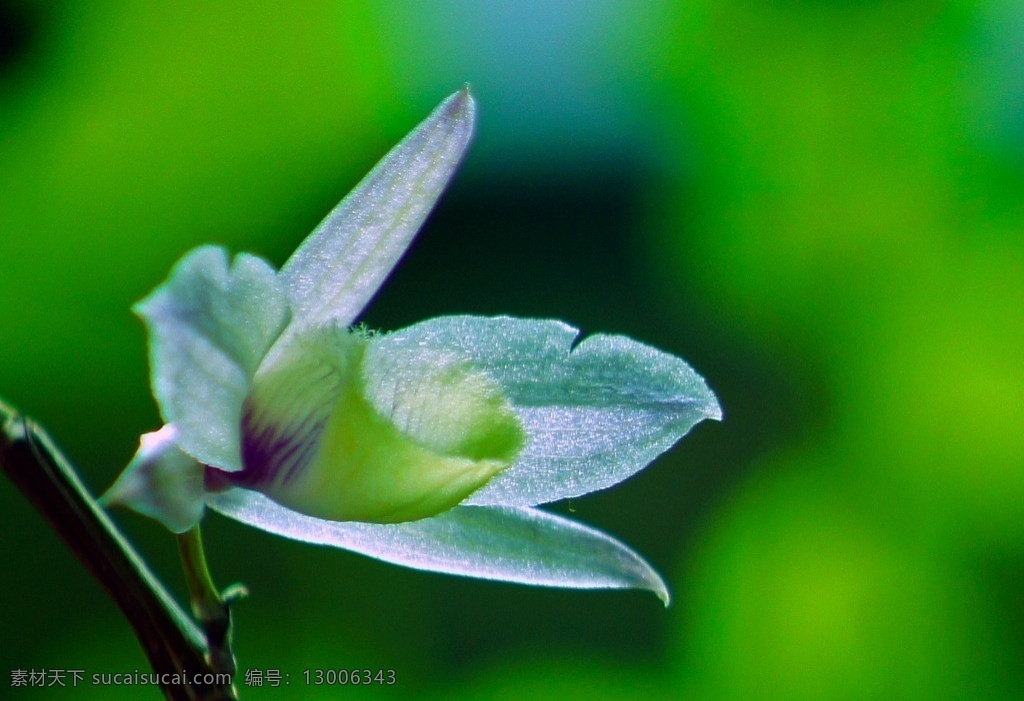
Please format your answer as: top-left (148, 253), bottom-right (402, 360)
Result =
top-left (276, 87), bottom-right (476, 339)
top-left (208, 488), bottom-right (669, 604)
top-left (101, 425), bottom-right (206, 534)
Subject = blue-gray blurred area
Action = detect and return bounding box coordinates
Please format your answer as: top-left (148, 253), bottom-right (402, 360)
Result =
top-left (1, 2), bottom-right (1021, 699)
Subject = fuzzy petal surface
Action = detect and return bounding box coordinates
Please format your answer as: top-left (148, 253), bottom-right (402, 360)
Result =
top-left (275, 87), bottom-right (475, 341)
top-left (207, 488), bottom-right (668, 603)
top-left (374, 315), bottom-right (722, 506)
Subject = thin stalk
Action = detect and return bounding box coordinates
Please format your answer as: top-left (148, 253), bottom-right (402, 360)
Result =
top-left (178, 527), bottom-right (223, 622)
top-left (177, 526), bottom-right (245, 682)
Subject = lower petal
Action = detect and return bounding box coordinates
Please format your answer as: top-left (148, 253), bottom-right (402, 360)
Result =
top-left (207, 488), bottom-right (669, 604)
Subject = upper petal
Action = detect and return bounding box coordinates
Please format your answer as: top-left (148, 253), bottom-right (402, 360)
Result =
top-left (135, 245), bottom-right (290, 470)
top-left (274, 87), bottom-right (475, 340)
top-left (374, 315), bottom-right (722, 506)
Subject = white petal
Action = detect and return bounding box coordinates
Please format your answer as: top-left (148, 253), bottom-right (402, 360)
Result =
top-left (276, 87), bottom-right (475, 338)
top-left (207, 488), bottom-right (668, 603)
top-left (135, 246), bottom-right (290, 470)
top-left (375, 316), bottom-right (722, 506)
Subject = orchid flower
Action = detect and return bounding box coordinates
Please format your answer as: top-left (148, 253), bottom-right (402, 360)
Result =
top-left (103, 88), bottom-right (721, 604)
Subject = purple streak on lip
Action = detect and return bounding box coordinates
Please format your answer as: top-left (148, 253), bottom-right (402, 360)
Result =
top-left (206, 407), bottom-right (325, 493)
top-left (276, 428), bottom-right (323, 484)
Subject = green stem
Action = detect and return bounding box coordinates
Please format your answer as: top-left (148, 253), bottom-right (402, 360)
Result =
top-left (178, 527), bottom-right (223, 622)
top-left (0, 398), bottom-right (236, 701)
top-left (177, 526), bottom-right (245, 681)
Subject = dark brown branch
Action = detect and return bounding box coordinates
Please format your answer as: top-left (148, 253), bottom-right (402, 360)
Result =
top-left (0, 398), bottom-right (236, 700)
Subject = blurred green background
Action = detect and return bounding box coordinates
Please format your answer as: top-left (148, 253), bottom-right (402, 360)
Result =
top-left (2, 1), bottom-right (1022, 699)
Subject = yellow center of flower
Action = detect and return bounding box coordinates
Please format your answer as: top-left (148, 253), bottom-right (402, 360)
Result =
top-left (248, 328), bottom-right (524, 523)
